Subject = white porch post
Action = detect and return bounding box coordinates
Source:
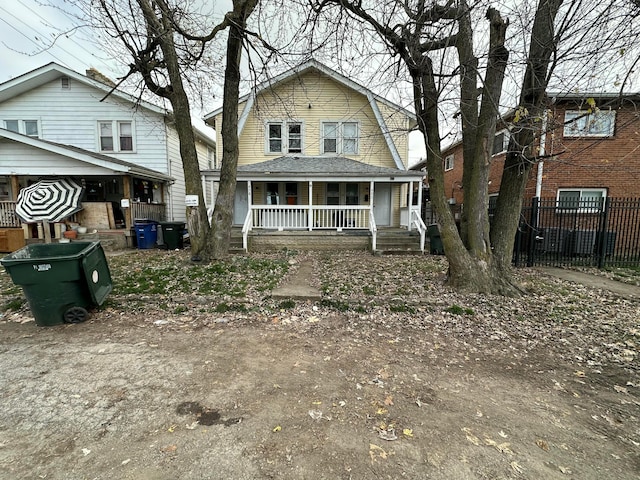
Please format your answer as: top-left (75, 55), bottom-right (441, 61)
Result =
top-left (369, 180), bottom-right (375, 214)
top-left (417, 179), bottom-right (423, 219)
top-left (408, 181), bottom-right (414, 232)
top-left (308, 181), bottom-right (313, 231)
top-left (201, 175), bottom-right (206, 205)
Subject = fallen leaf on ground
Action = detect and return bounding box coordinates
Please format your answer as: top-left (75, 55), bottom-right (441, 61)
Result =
top-left (378, 429), bottom-right (397, 441)
top-left (273, 425), bottom-right (281, 432)
top-left (462, 428), bottom-right (481, 446)
top-left (160, 445), bottom-right (177, 453)
top-left (614, 385), bottom-right (628, 394)
top-left (384, 395), bottom-right (394, 406)
top-left (510, 461), bottom-right (524, 474)
top-left (403, 428), bottom-right (413, 437)
top-left (536, 439), bottom-right (550, 451)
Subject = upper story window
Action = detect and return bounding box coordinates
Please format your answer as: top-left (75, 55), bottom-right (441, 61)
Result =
top-left (99, 121), bottom-right (134, 152)
top-left (444, 154), bottom-right (454, 171)
top-left (557, 188), bottom-right (606, 212)
top-left (207, 146), bottom-right (216, 169)
top-left (3, 119), bottom-right (39, 137)
top-left (322, 121), bottom-right (359, 155)
top-left (492, 129), bottom-right (509, 155)
top-left (564, 110), bottom-right (615, 137)
top-left (266, 121), bottom-right (303, 154)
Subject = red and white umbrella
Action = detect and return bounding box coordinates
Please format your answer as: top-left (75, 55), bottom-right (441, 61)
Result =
top-left (15, 179), bottom-right (84, 223)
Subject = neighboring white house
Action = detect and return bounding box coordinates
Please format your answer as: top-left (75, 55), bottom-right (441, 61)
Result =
top-left (0, 62), bottom-right (215, 233)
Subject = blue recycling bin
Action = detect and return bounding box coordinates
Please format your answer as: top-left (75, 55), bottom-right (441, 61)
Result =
top-left (134, 220), bottom-right (158, 249)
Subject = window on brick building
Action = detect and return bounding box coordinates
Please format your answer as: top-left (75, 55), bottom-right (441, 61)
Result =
top-left (444, 154), bottom-right (454, 171)
top-left (557, 188), bottom-right (606, 212)
top-left (564, 110), bottom-right (615, 137)
top-left (492, 130), bottom-right (509, 155)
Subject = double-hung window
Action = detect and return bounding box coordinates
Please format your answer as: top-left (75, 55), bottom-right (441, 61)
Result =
top-left (492, 130), bottom-right (509, 155)
top-left (444, 154), bottom-right (454, 171)
top-left (3, 119), bottom-right (39, 137)
top-left (564, 110), bottom-right (615, 137)
top-left (321, 121), bottom-right (359, 155)
top-left (99, 121), bottom-right (134, 152)
top-left (557, 188), bottom-right (606, 212)
top-left (266, 121), bottom-right (303, 154)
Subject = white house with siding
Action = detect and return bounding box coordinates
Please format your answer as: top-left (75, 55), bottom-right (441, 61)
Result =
top-left (0, 62), bottom-right (215, 238)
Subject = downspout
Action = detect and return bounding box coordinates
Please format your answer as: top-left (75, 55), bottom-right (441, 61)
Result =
top-left (535, 111), bottom-right (548, 198)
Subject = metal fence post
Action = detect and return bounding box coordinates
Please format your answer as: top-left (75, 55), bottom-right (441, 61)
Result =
top-left (527, 197), bottom-right (539, 267)
top-left (597, 196), bottom-right (610, 269)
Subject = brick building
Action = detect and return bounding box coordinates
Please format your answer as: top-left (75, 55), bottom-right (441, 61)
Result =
top-left (427, 93), bottom-right (640, 208)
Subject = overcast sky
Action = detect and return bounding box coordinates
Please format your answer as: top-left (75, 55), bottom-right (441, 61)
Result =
top-left (0, 0), bottom-right (427, 163)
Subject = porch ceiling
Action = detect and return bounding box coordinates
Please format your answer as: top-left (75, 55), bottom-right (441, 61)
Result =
top-left (203, 156), bottom-right (425, 182)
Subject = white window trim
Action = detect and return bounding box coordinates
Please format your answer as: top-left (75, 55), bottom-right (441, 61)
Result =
top-left (556, 188), bottom-right (607, 213)
top-left (97, 120), bottom-right (135, 153)
top-left (3, 119), bottom-right (40, 138)
top-left (264, 120), bottom-right (304, 155)
top-left (321, 120), bottom-right (360, 155)
top-left (492, 129), bottom-right (509, 156)
top-left (444, 154), bottom-right (454, 171)
top-left (563, 110), bottom-right (615, 138)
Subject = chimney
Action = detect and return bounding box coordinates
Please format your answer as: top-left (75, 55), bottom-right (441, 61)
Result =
top-left (85, 67), bottom-right (116, 87)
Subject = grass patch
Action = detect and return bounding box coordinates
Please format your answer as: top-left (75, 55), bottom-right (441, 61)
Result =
top-left (320, 298), bottom-right (350, 312)
top-left (214, 302), bottom-right (247, 313)
top-left (445, 304), bottom-right (474, 315)
top-left (278, 299), bottom-right (296, 309)
top-left (1, 298), bottom-right (25, 312)
top-left (390, 303), bottom-right (416, 314)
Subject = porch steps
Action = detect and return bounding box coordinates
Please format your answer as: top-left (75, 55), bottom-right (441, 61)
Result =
top-left (229, 228), bottom-right (246, 254)
top-left (375, 229), bottom-right (423, 255)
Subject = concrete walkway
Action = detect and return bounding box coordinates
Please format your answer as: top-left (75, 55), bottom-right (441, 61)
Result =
top-left (540, 267), bottom-right (640, 300)
top-left (271, 259), bottom-right (322, 301)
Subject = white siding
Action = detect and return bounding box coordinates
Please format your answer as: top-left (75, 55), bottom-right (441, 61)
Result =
top-left (0, 77), bottom-right (169, 174)
top-left (0, 141), bottom-right (123, 176)
top-left (166, 126), bottom-right (186, 222)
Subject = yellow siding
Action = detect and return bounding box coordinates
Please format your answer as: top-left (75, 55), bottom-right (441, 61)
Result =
top-left (214, 71), bottom-right (411, 168)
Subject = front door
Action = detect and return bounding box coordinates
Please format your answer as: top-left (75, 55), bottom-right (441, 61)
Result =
top-left (373, 183), bottom-right (391, 226)
top-left (233, 182), bottom-right (248, 225)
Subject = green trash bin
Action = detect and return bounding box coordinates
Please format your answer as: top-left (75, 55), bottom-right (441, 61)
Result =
top-left (0, 241), bottom-right (113, 326)
top-left (160, 222), bottom-right (185, 250)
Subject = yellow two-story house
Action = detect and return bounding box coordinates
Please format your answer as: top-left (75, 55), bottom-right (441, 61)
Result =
top-left (203, 60), bottom-right (425, 252)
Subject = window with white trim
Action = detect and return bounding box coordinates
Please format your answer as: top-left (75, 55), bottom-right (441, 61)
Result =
top-left (99, 121), bottom-right (134, 152)
top-left (266, 121), bottom-right (303, 154)
top-left (564, 110), bottom-right (615, 137)
top-left (557, 188), bottom-right (606, 212)
top-left (321, 121), bottom-right (359, 154)
top-left (3, 119), bottom-right (39, 137)
top-left (492, 130), bottom-right (509, 155)
top-left (444, 154), bottom-right (454, 171)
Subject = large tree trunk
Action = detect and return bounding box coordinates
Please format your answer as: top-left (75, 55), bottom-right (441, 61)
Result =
top-left (208, 0), bottom-right (257, 259)
top-left (491, 0), bottom-right (564, 272)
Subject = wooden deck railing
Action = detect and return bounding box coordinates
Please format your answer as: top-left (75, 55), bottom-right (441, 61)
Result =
top-left (131, 202), bottom-right (166, 223)
top-left (0, 201), bottom-right (20, 227)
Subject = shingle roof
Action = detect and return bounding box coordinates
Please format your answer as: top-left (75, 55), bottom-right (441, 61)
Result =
top-left (208, 156), bottom-right (423, 179)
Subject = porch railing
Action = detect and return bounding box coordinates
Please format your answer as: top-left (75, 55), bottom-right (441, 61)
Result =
top-left (0, 201), bottom-right (21, 227)
top-left (242, 208), bottom-right (253, 252)
top-left (250, 205), bottom-right (371, 230)
top-left (411, 209), bottom-right (427, 253)
top-left (132, 202), bottom-right (166, 222)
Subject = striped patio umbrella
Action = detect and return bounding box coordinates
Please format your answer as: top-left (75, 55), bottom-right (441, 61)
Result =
top-left (15, 179), bottom-right (84, 223)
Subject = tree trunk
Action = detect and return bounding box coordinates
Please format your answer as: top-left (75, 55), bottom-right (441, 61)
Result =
top-left (491, 0), bottom-right (564, 272)
top-left (208, 0), bottom-right (257, 259)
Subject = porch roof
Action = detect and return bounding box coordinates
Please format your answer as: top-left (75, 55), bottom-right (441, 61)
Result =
top-left (203, 156), bottom-right (425, 182)
top-left (0, 129), bottom-right (174, 182)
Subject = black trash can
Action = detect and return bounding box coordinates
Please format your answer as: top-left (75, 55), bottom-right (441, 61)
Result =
top-left (159, 222), bottom-right (185, 250)
top-left (427, 224), bottom-right (444, 255)
top-left (0, 242), bottom-right (113, 326)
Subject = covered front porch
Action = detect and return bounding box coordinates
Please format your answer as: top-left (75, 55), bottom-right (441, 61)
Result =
top-left (201, 157), bottom-right (426, 253)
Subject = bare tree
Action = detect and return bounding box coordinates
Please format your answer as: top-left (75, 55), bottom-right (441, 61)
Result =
top-left (310, 0), bottom-right (639, 294)
top-left (70, 0), bottom-right (259, 261)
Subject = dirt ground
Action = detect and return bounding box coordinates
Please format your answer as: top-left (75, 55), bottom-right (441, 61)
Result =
top-left (0, 251), bottom-right (638, 480)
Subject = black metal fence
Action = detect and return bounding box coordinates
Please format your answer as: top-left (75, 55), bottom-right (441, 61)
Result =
top-left (513, 197), bottom-right (640, 268)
